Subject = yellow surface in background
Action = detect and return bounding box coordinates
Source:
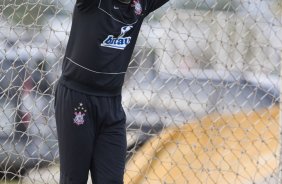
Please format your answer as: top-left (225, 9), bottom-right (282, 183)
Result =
top-left (125, 106), bottom-right (279, 184)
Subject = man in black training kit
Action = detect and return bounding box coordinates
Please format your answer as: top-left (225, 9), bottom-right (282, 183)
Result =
top-left (55, 0), bottom-right (169, 183)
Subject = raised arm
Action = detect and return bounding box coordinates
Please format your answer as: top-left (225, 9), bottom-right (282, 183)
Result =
top-left (146, 0), bottom-right (169, 15)
top-left (76, 0), bottom-right (98, 11)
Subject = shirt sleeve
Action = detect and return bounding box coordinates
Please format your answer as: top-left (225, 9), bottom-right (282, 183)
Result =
top-left (76, 0), bottom-right (98, 11)
top-left (145, 0), bottom-right (169, 15)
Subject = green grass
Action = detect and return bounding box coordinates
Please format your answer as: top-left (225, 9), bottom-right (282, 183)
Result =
top-left (0, 181), bottom-right (19, 184)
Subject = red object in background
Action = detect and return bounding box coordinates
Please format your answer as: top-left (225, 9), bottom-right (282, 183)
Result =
top-left (20, 76), bottom-right (33, 127)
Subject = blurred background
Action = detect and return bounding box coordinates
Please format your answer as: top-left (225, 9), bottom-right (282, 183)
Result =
top-left (0, 0), bottom-right (281, 183)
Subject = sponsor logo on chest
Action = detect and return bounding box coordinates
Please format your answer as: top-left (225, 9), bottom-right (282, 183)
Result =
top-left (101, 26), bottom-right (133, 50)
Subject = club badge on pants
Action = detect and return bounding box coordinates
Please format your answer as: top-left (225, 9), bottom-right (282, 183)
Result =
top-left (73, 103), bottom-right (87, 126)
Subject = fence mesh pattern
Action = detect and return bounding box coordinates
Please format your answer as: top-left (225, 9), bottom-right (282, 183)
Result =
top-left (0, 0), bottom-right (281, 183)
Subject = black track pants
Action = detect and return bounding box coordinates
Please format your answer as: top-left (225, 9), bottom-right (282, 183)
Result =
top-left (55, 82), bottom-right (127, 184)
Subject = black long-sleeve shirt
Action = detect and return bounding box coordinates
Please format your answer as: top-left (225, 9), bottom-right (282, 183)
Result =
top-left (60, 0), bottom-right (169, 96)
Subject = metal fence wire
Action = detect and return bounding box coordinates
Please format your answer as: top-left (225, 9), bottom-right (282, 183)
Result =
top-left (0, 0), bottom-right (281, 183)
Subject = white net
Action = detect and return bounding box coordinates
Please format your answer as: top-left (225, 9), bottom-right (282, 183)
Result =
top-left (0, 0), bottom-right (281, 183)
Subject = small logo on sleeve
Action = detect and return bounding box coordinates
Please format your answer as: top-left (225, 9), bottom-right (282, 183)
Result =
top-left (73, 103), bottom-right (87, 126)
top-left (101, 26), bottom-right (133, 50)
top-left (131, 0), bottom-right (142, 15)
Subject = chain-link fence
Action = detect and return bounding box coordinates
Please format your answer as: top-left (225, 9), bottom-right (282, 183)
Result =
top-left (0, 0), bottom-right (281, 183)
